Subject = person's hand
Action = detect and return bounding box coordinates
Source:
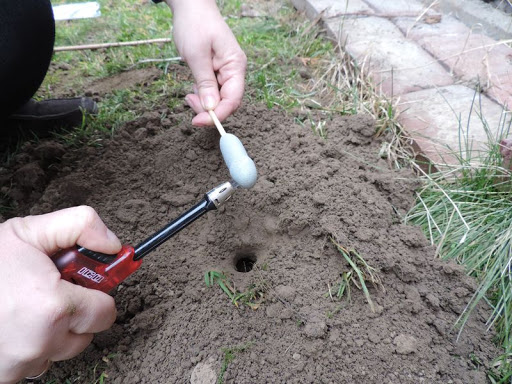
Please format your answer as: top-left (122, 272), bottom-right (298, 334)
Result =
top-left (166, 0), bottom-right (247, 126)
top-left (0, 206), bottom-right (121, 384)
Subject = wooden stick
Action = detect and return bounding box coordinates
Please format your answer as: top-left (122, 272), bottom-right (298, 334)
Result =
top-left (208, 110), bottom-right (226, 137)
top-left (126, 56), bottom-right (182, 70)
top-left (54, 37), bottom-right (173, 52)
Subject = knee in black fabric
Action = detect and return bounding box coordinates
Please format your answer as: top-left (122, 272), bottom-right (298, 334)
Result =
top-left (0, 0), bottom-right (55, 118)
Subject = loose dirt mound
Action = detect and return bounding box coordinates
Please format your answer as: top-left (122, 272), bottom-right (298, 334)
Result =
top-left (4, 103), bottom-right (498, 383)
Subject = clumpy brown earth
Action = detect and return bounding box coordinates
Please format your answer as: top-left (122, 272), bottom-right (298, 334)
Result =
top-left (2, 94), bottom-right (500, 383)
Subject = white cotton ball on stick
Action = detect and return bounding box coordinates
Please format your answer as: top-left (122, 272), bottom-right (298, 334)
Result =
top-left (220, 133), bottom-right (258, 189)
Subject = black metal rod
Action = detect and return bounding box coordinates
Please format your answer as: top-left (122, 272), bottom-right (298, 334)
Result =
top-left (133, 196), bottom-right (215, 260)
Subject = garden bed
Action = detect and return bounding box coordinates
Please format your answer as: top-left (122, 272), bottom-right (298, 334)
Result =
top-left (2, 83), bottom-right (499, 383)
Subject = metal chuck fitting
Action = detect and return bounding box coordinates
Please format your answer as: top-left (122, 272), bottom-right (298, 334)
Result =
top-left (206, 181), bottom-right (236, 208)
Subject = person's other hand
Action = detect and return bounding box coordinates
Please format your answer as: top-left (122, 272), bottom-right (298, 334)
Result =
top-left (0, 206), bottom-right (121, 384)
top-left (167, 0), bottom-right (247, 126)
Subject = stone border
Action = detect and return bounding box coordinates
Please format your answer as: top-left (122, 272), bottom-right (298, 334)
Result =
top-left (291, 0), bottom-right (512, 165)
top-left (419, 0), bottom-right (512, 40)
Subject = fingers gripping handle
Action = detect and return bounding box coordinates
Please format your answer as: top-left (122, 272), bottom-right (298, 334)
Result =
top-left (51, 245), bottom-right (142, 293)
top-left (50, 182), bottom-right (236, 292)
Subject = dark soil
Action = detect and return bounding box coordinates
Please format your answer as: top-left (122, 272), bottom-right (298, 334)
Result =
top-left (2, 81), bottom-right (500, 383)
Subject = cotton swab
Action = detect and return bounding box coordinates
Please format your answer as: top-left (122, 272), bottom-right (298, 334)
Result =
top-left (209, 110), bottom-right (226, 136)
top-left (208, 110), bottom-right (258, 189)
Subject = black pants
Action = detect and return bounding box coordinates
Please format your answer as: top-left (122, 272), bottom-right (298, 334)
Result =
top-left (0, 0), bottom-right (55, 118)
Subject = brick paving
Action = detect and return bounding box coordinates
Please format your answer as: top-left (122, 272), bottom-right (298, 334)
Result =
top-left (291, 0), bottom-right (512, 166)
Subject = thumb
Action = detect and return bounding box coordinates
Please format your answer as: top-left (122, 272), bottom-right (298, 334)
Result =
top-left (186, 52), bottom-right (220, 111)
top-left (10, 206), bottom-right (122, 255)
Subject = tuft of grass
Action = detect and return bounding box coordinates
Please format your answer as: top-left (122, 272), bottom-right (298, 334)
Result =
top-left (50, 0), bottom-right (176, 79)
top-left (305, 42), bottom-right (414, 167)
top-left (204, 270), bottom-right (265, 310)
top-left (295, 115), bottom-right (328, 139)
top-left (326, 271), bottom-right (353, 303)
top-left (234, 10), bottom-right (334, 110)
top-left (217, 341), bottom-right (253, 384)
top-left (405, 94), bottom-right (512, 381)
top-left (328, 237), bottom-right (384, 312)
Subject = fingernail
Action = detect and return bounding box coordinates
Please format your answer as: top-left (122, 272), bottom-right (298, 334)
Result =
top-left (184, 96), bottom-right (191, 107)
top-left (203, 95), bottom-right (216, 111)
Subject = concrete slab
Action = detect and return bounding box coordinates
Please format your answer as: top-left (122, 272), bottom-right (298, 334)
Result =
top-left (325, 16), bottom-right (453, 96)
top-left (290, 0), bottom-right (373, 19)
top-left (326, 16), bottom-right (403, 46)
top-left (397, 85), bottom-right (507, 165)
top-left (345, 39), bottom-right (453, 96)
top-left (411, 31), bottom-right (512, 85)
top-left (363, 0), bottom-right (427, 15)
top-left (419, 0), bottom-right (512, 40)
top-left (396, 14), bottom-right (512, 111)
top-left (487, 73), bottom-right (512, 110)
top-left (394, 15), bottom-right (470, 40)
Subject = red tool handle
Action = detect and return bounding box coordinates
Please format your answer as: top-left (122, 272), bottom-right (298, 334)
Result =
top-left (51, 245), bottom-right (143, 293)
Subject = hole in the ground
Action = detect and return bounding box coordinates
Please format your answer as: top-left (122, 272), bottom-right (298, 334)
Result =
top-left (234, 252), bottom-right (257, 273)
